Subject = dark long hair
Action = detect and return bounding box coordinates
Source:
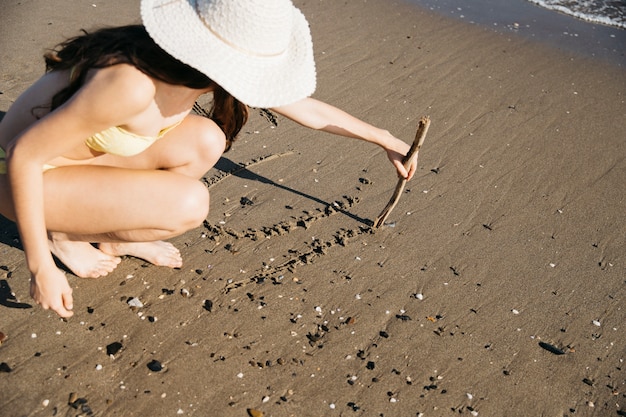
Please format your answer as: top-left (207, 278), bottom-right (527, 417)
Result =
top-left (44, 24), bottom-right (248, 151)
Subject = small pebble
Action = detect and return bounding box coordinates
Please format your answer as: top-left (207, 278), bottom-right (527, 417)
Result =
top-left (42, 399), bottom-right (49, 407)
top-left (106, 341), bottom-right (123, 356)
top-left (95, 364), bottom-right (103, 371)
top-left (592, 320), bottom-right (601, 327)
top-left (147, 360), bottom-right (163, 372)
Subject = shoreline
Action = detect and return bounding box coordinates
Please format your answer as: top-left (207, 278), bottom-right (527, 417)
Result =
top-left (404, 0), bottom-right (626, 67)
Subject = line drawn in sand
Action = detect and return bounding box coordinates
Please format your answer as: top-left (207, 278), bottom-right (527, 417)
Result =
top-left (201, 152), bottom-right (386, 294)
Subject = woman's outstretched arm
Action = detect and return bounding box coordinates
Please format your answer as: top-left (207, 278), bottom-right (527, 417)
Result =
top-left (273, 97), bottom-right (418, 180)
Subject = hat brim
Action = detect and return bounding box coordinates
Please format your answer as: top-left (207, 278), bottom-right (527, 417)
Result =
top-left (141, 0), bottom-right (316, 108)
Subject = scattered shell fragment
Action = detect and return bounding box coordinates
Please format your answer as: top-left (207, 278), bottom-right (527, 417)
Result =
top-left (538, 341), bottom-right (566, 355)
top-left (592, 320), bottom-right (601, 327)
top-left (247, 409), bottom-right (264, 417)
top-left (127, 298), bottom-right (143, 308)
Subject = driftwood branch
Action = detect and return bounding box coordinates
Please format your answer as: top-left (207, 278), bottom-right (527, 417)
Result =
top-left (373, 117), bottom-right (430, 228)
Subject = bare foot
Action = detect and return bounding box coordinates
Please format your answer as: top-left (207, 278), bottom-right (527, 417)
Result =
top-left (48, 234), bottom-right (121, 278)
top-left (99, 241), bottom-right (183, 269)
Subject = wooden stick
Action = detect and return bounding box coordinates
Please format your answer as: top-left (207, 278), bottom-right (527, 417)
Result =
top-left (373, 117), bottom-right (430, 228)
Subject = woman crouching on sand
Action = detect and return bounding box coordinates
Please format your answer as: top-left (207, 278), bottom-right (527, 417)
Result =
top-left (0, 0), bottom-right (417, 318)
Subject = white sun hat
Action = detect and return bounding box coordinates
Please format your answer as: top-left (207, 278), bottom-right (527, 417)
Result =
top-left (141, 0), bottom-right (317, 108)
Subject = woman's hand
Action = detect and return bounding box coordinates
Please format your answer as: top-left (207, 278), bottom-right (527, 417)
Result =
top-left (30, 267), bottom-right (74, 318)
top-left (383, 134), bottom-right (418, 181)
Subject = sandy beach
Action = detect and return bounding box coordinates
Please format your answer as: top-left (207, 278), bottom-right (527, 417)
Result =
top-left (1, 0), bottom-right (625, 416)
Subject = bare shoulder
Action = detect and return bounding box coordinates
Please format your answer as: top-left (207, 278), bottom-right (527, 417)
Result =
top-left (67, 64), bottom-right (156, 125)
top-left (78, 64), bottom-right (156, 113)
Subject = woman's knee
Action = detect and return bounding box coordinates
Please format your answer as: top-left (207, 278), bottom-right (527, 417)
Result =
top-left (174, 179), bottom-right (210, 231)
top-left (160, 116), bottom-right (226, 178)
top-left (193, 116), bottom-right (226, 163)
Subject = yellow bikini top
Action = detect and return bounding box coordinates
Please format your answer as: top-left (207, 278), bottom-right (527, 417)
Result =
top-left (85, 121), bottom-right (181, 157)
top-left (68, 67), bottom-right (182, 157)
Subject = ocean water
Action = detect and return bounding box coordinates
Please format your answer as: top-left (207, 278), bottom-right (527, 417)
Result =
top-left (528, 0), bottom-right (626, 29)
top-left (406, 0), bottom-right (626, 66)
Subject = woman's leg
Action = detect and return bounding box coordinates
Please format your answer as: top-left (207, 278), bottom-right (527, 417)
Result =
top-left (0, 115), bottom-right (225, 278)
top-left (43, 165), bottom-right (211, 275)
top-left (92, 115), bottom-right (226, 268)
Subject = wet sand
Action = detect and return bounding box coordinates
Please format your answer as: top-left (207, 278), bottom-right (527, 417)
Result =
top-left (1, 0), bottom-right (625, 416)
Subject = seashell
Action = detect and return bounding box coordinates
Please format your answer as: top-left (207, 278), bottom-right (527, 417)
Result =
top-left (247, 409), bottom-right (264, 417)
top-left (127, 298), bottom-right (143, 308)
top-left (538, 341), bottom-right (566, 355)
